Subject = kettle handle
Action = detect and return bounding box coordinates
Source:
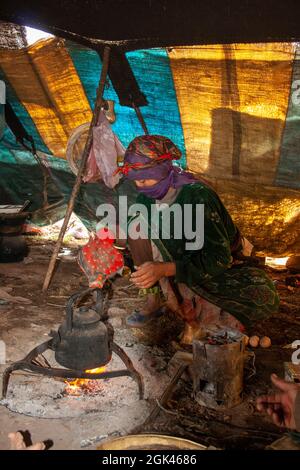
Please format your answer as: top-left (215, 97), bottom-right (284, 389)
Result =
top-left (66, 288), bottom-right (95, 331)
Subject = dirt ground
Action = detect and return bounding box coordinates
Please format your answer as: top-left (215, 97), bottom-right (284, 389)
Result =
top-left (0, 236), bottom-right (300, 450)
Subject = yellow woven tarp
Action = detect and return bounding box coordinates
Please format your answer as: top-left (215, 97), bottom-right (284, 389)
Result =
top-left (205, 177), bottom-right (299, 256)
top-left (168, 44), bottom-right (294, 184)
top-left (0, 38), bottom-right (91, 155)
top-left (168, 44), bottom-right (299, 255)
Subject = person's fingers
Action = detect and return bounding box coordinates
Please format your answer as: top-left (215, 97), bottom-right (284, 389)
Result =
top-left (131, 267), bottom-right (154, 278)
top-left (137, 282), bottom-right (154, 289)
top-left (271, 374), bottom-right (296, 392)
top-left (132, 267), bottom-right (159, 280)
top-left (256, 401), bottom-right (275, 414)
top-left (135, 262), bottom-right (153, 271)
top-left (271, 411), bottom-right (283, 427)
top-left (257, 393), bottom-right (283, 405)
top-left (8, 432), bottom-right (45, 451)
top-left (8, 432), bottom-right (26, 450)
top-left (256, 398), bottom-right (271, 411)
top-left (132, 279), bottom-right (147, 288)
top-left (133, 277), bottom-right (156, 288)
top-left (142, 283), bottom-right (155, 288)
top-left (256, 398), bottom-right (283, 416)
top-left (26, 442), bottom-right (45, 451)
top-left (256, 402), bottom-right (264, 412)
top-left (131, 263), bottom-right (160, 288)
top-left (131, 278), bottom-right (145, 288)
top-left (136, 278), bottom-right (156, 288)
top-left (131, 273), bottom-right (150, 282)
top-left (131, 270), bottom-right (146, 279)
top-left (256, 396), bottom-right (269, 405)
top-left (134, 275), bottom-right (154, 285)
top-left (134, 270), bottom-right (153, 279)
top-left (268, 404), bottom-right (282, 414)
top-left (132, 274), bottom-right (155, 285)
top-left (136, 281), bottom-right (155, 288)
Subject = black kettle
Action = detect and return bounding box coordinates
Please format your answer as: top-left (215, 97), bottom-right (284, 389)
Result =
top-left (51, 288), bottom-right (113, 370)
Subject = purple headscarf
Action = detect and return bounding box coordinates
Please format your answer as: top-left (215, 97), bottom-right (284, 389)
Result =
top-left (119, 135), bottom-right (199, 199)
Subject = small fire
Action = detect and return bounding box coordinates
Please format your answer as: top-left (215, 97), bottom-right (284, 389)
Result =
top-left (65, 366), bottom-right (106, 396)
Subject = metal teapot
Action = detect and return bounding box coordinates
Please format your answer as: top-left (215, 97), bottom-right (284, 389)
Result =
top-left (51, 288), bottom-right (113, 370)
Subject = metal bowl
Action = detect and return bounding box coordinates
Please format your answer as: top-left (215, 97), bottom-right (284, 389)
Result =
top-left (97, 434), bottom-right (207, 450)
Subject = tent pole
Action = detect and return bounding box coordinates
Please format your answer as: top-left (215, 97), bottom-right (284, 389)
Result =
top-left (132, 101), bottom-right (149, 135)
top-left (42, 45), bottom-right (111, 292)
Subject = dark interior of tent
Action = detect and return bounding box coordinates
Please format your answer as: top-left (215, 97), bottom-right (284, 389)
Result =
top-left (0, 0), bottom-right (299, 452)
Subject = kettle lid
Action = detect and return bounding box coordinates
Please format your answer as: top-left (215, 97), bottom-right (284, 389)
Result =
top-left (72, 307), bottom-right (101, 328)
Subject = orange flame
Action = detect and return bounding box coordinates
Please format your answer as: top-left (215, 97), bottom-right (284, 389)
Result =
top-left (65, 366), bottom-right (106, 395)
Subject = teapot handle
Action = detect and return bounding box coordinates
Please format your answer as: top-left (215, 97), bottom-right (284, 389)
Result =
top-left (66, 288), bottom-right (94, 331)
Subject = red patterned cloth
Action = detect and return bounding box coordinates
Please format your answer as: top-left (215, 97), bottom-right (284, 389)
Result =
top-left (78, 229), bottom-right (124, 288)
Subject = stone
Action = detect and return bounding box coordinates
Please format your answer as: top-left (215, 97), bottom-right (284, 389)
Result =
top-left (107, 307), bottom-right (127, 318)
top-left (109, 317), bottom-right (124, 329)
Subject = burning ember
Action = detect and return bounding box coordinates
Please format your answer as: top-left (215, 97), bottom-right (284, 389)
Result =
top-left (65, 366), bottom-right (106, 396)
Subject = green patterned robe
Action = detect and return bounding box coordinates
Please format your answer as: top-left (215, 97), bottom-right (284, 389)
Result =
top-left (135, 182), bottom-right (279, 327)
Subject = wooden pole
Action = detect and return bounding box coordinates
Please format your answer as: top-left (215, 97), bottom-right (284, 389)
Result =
top-left (132, 101), bottom-right (149, 135)
top-left (42, 46), bottom-right (111, 292)
top-left (143, 363), bottom-right (188, 426)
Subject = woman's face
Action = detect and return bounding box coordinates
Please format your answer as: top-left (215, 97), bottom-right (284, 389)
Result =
top-left (134, 179), bottom-right (159, 188)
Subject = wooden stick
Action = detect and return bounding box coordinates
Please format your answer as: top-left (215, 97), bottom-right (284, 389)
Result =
top-left (42, 46), bottom-right (111, 292)
top-left (143, 363), bottom-right (188, 426)
top-left (132, 101), bottom-right (149, 135)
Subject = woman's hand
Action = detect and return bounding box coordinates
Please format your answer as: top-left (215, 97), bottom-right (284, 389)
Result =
top-left (130, 261), bottom-right (176, 289)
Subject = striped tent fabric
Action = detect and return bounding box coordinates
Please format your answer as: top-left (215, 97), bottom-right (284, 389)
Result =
top-left (0, 32), bottom-right (299, 255)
